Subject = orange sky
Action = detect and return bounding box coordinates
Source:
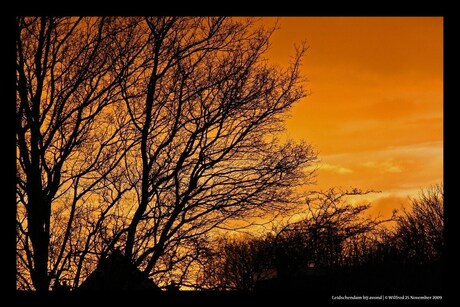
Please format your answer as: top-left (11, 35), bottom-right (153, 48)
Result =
top-left (263, 17), bottom-right (443, 217)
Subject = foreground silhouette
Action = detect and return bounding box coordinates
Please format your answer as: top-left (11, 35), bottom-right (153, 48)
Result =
top-left (16, 16), bottom-right (315, 291)
top-left (78, 250), bottom-right (160, 291)
top-left (255, 262), bottom-right (443, 293)
top-left (199, 186), bottom-right (444, 293)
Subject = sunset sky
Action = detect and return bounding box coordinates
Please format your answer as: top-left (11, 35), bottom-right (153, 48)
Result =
top-left (263, 17), bottom-right (443, 217)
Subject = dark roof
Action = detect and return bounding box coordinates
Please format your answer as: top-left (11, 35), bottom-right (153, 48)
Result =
top-left (78, 250), bottom-right (160, 291)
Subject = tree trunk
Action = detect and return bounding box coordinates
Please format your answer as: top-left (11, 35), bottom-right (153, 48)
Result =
top-left (27, 193), bottom-right (51, 291)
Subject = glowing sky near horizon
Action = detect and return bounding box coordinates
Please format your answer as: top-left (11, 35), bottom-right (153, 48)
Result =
top-left (263, 17), bottom-right (443, 217)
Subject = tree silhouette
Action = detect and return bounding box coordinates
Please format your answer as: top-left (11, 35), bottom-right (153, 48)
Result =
top-left (198, 188), bottom-right (390, 290)
top-left (353, 185), bottom-right (444, 267)
top-left (15, 17), bottom-right (152, 291)
top-left (16, 17), bottom-right (316, 290)
top-left (199, 186), bottom-right (444, 291)
top-left (196, 235), bottom-right (275, 290)
top-left (111, 17), bottom-right (316, 287)
top-left (392, 185), bottom-right (443, 264)
top-left (272, 188), bottom-right (389, 273)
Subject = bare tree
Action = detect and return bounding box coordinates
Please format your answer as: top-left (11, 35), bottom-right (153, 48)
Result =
top-left (270, 188), bottom-right (389, 275)
top-left (16, 17), bottom-right (316, 291)
top-left (110, 17), bottom-right (316, 287)
top-left (185, 185), bottom-right (444, 291)
top-left (197, 188), bottom-right (390, 290)
top-left (196, 235), bottom-right (275, 291)
top-left (15, 17), bottom-right (143, 291)
top-left (392, 185), bottom-right (443, 264)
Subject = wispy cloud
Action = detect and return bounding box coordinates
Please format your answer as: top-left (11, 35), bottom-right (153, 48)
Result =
top-left (323, 141), bottom-right (443, 162)
top-left (362, 160), bottom-right (402, 173)
top-left (315, 141), bottom-right (442, 195)
top-left (320, 163), bottom-right (353, 174)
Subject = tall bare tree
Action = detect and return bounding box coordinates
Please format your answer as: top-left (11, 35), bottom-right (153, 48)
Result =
top-left (15, 17), bottom-right (144, 291)
top-left (114, 17), bottom-right (316, 286)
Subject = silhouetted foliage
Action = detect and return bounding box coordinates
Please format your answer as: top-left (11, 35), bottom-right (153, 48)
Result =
top-left (196, 235), bottom-right (275, 290)
top-left (200, 186), bottom-right (443, 291)
top-left (198, 188), bottom-right (390, 290)
top-left (16, 15), bottom-right (442, 293)
top-left (391, 185), bottom-right (444, 265)
top-left (352, 185), bottom-right (444, 267)
top-left (273, 188), bottom-right (389, 273)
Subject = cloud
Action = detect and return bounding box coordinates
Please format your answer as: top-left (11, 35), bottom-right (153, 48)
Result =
top-left (315, 141), bottom-right (442, 194)
top-left (362, 160), bottom-right (403, 173)
top-left (320, 163), bottom-right (353, 174)
top-left (324, 141), bottom-right (442, 162)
